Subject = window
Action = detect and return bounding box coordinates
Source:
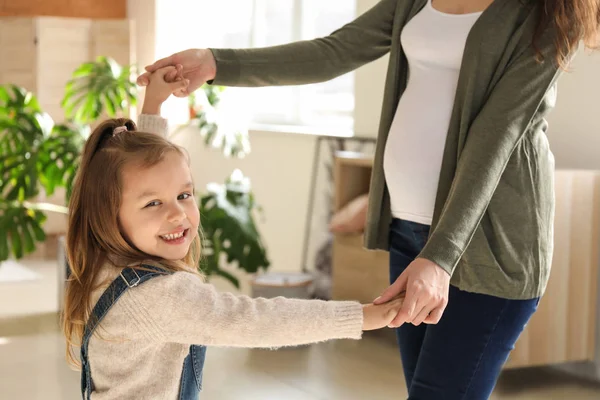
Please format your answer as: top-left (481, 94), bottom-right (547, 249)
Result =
top-left (155, 0), bottom-right (356, 130)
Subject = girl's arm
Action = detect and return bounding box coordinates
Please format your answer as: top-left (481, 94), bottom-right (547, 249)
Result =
top-left (137, 114), bottom-right (168, 138)
top-left (137, 66), bottom-right (188, 137)
top-left (120, 271), bottom-right (402, 348)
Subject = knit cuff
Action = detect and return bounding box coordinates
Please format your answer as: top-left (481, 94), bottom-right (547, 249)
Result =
top-left (417, 231), bottom-right (463, 276)
top-left (332, 302), bottom-right (364, 340)
top-left (137, 114), bottom-right (168, 138)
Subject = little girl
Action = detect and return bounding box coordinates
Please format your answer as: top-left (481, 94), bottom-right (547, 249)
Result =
top-left (62, 66), bottom-right (403, 400)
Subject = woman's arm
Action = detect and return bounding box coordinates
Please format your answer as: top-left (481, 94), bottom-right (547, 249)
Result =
top-left (210, 0), bottom-right (399, 87)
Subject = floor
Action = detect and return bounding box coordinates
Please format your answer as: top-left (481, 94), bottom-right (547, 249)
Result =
top-left (1, 313), bottom-right (600, 400)
top-left (1, 261), bottom-right (600, 399)
top-left (0, 260), bottom-right (60, 318)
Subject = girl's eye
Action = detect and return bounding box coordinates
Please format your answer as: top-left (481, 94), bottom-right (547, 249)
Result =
top-left (178, 192), bottom-right (192, 200)
top-left (144, 193), bottom-right (192, 208)
top-left (145, 200), bottom-right (161, 208)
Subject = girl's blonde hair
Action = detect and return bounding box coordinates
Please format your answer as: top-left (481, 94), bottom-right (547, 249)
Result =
top-left (62, 118), bottom-right (202, 368)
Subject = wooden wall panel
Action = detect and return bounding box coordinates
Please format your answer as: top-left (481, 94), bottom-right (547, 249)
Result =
top-left (506, 171), bottom-right (600, 368)
top-left (36, 17), bottom-right (91, 121)
top-left (91, 19), bottom-right (133, 67)
top-left (0, 18), bottom-right (36, 91)
top-left (0, 0), bottom-right (126, 19)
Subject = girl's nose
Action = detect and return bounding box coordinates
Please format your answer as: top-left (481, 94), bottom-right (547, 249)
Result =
top-left (167, 203), bottom-right (186, 223)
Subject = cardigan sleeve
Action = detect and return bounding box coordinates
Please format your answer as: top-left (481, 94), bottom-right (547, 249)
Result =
top-left (418, 27), bottom-right (564, 275)
top-left (209, 0), bottom-right (398, 87)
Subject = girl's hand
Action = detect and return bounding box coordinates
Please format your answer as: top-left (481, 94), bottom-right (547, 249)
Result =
top-left (137, 49), bottom-right (217, 97)
top-left (361, 295), bottom-right (405, 330)
top-left (373, 258), bottom-right (450, 327)
top-left (141, 65), bottom-right (189, 115)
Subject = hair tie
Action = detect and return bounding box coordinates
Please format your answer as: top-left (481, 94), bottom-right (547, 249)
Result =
top-left (113, 126), bottom-right (128, 136)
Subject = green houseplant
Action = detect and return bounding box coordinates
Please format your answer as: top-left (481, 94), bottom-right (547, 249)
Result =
top-left (0, 56), bottom-right (269, 288)
top-left (199, 170), bottom-right (269, 287)
top-left (0, 85), bottom-right (83, 260)
top-left (61, 56), bottom-right (137, 124)
top-left (183, 85), bottom-right (267, 286)
top-left (0, 56), bottom-right (133, 262)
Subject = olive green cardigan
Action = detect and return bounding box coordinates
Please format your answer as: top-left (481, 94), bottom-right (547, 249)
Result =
top-left (210, 0), bottom-right (566, 299)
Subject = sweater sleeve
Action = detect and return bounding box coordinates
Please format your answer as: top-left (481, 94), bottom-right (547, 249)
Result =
top-left (121, 272), bottom-right (363, 348)
top-left (137, 114), bottom-right (169, 138)
top-left (209, 0), bottom-right (398, 87)
top-left (417, 28), bottom-right (563, 276)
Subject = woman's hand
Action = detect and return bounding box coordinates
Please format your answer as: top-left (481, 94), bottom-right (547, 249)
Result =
top-left (137, 49), bottom-right (217, 97)
top-left (374, 258), bottom-right (450, 327)
top-left (141, 66), bottom-right (189, 115)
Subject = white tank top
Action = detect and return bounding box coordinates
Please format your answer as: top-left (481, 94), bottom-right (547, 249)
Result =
top-left (383, 0), bottom-right (482, 225)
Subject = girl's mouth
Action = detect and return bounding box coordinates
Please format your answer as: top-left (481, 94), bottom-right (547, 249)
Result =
top-left (159, 229), bottom-right (189, 245)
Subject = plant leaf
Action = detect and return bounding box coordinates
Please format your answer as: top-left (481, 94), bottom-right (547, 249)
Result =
top-left (0, 203), bottom-right (47, 261)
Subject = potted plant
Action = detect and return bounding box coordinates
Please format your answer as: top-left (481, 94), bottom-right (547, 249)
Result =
top-left (0, 56), bottom-right (137, 267)
top-left (0, 85), bottom-right (83, 263)
top-left (61, 56), bottom-right (137, 124)
top-left (183, 84), bottom-right (268, 287)
top-left (199, 169), bottom-right (269, 287)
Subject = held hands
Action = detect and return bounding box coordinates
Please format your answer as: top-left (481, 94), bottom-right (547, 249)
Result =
top-left (362, 295), bottom-right (405, 331)
top-left (141, 65), bottom-right (189, 115)
top-left (373, 258), bottom-right (450, 328)
top-left (137, 49), bottom-right (217, 97)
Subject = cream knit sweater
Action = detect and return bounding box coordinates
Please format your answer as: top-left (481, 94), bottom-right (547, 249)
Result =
top-left (85, 115), bottom-right (363, 400)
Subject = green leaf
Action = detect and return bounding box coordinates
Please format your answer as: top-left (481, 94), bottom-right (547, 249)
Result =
top-left (103, 92), bottom-right (116, 116)
top-left (71, 62), bottom-right (95, 78)
top-left (0, 203), bottom-right (47, 261)
top-left (22, 223), bottom-right (35, 253)
top-left (9, 225), bottom-right (23, 259)
top-left (0, 230), bottom-right (8, 260)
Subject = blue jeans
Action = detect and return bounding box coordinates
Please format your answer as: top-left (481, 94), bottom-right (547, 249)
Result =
top-left (389, 219), bottom-right (539, 400)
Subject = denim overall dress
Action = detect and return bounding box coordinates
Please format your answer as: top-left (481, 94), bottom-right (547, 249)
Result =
top-left (79, 265), bottom-right (207, 399)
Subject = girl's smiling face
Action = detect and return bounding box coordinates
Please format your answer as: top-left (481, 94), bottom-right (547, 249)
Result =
top-left (118, 151), bottom-right (199, 260)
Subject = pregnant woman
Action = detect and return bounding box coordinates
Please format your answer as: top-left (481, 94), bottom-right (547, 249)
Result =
top-left (138, 1), bottom-right (600, 398)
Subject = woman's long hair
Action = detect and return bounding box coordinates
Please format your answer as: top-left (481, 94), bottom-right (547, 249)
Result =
top-left (534, 0), bottom-right (600, 67)
top-left (62, 118), bottom-right (202, 368)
